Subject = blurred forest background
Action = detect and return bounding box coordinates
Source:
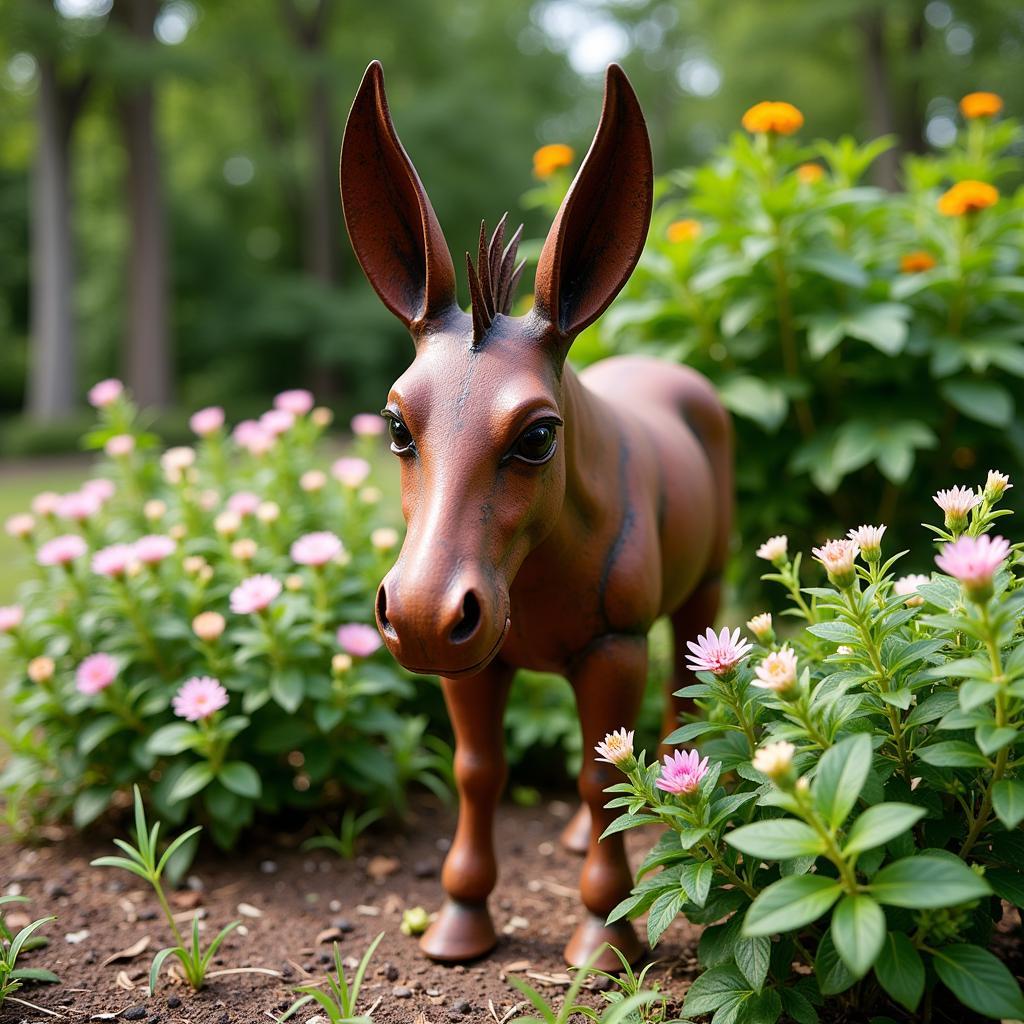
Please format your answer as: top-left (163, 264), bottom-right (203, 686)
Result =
top-left (1, 0), bottom-right (1022, 449)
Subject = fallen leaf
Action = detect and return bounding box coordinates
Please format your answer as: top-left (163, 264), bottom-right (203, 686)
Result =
top-left (315, 927), bottom-right (342, 945)
top-left (115, 971), bottom-right (135, 991)
top-left (237, 902), bottom-right (263, 918)
top-left (366, 856), bottom-right (400, 883)
top-left (525, 971), bottom-right (571, 987)
top-left (65, 930), bottom-right (90, 944)
top-left (5, 911), bottom-right (31, 929)
top-left (102, 936), bottom-right (151, 967)
top-left (355, 904), bottom-right (380, 916)
top-left (502, 960), bottom-right (531, 973)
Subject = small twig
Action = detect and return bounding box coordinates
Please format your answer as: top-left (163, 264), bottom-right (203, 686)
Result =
top-left (8, 994), bottom-right (65, 1017)
top-left (205, 967), bottom-right (283, 979)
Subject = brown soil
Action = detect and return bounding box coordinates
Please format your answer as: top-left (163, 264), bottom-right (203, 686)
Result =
top-left (1, 796), bottom-right (701, 1023)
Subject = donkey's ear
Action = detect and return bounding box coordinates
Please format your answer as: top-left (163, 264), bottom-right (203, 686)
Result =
top-left (533, 64), bottom-right (653, 346)
top-left (340, 61), bottom-right (457, 329)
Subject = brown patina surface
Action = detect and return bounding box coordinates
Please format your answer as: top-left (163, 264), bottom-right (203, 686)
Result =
top-left (339, 60), bottom-right (733, 969)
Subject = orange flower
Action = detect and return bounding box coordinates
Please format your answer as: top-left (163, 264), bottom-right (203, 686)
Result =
top-left (666, 219), bottom-right (702, 243)
top-left (533, 143), bottom-right (574, 179)
top-left (900, 251), bottom-right (937, 273)
top-left (960, 92), bottom-right (1003, 119)
top-left (937, 180), bottom-right (999, 216)
top-left (741, 101), bottom-right (804, 136)
top-left (796, 162), bottom-right (824, 184)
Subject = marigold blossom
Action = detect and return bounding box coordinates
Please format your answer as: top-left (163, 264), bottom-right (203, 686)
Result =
top-left (27, 656), bottom-right (55, 684)
top-left (190, 406), bottom-right (225, 436)
top-left (76, 652), bottom-right (118, 695)
top-left (173, 676), bottom-right (229, 722)
top-left (230, 574), bottom-right (282, 615)
top-left (192, 611), bottom-right (226, 642)
top-left (894, 573), bottom-right (929, 607)
top-left (666, 219), bottom-right (702, 243)
top-left (595, 729), bottom-right (635, 767)
top-left (655, 749), bottom-right (710, 796)
top-left (351, 413), bottom-right (386, 436)
top-left (227, 491), bottom-right (261, 517)
top-left (753, 645), bottom-right (799, 694)
top-left (685, 626), bottom-right (753, 677)
top-left (5, 514), bottom-right (35, 539)
top-left (300, 470), bottom-right (327, 493)
top-left (753, 740), bottom-right (795, 779)
top-left (37, 534), bottom-right (88, 567)
top-left (371, 527), bottom-right (399, 552)
top-left (796, 162), bottom-right (824, 184)
top-left (291, 531), bottom-right (343, 567)
top-left (260, 409), bottom-right (295, 436)
top-left (57, 490), bottom-right (101, 522)
top-left (960, 91), bottom-right (1002, 119)
top-left (847, 524), bottom-right (885, 561)
top-left (756, 534), bottom-right (788, 564)
top-left (92, 544), bottom-right (138, 578)
top-left (746, 612), bottom-right (773, 643)
top-left (933, 485), bottom-right (980, 532)
top-left (741, 101), bottom-right (803, 135)
top-left (332, 457), bottom-right (371, 489)
top-left (134, 534), bottom-right (176, 565)
top-left (274, 389), bottom-right (314, 416)
top-left (900, 250), bottom-right (937, 274)
top-left (935, 534), bottom-right (1011, 602)
top-left (105, 434), bottom-right (136, 458)
top-left (533, 143), bottom-right (574, 179)
top-left (88, 378), bottom-right (124, 408)
top-left (938, 180), bottom-right (998, 217)
top-left (984, 470), bottom-right (1011, 500)
top-left (0, 605), bottom-right (24, 633)
top-left (813, 537), bottom-right (859, 587)
top-left (31, 491), bottom-right (61, 517)
top-left (336, 622), bottom-right (383, 658)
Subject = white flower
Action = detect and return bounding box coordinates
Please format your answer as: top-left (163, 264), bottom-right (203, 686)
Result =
top-left (894, 573), bottom-right (929, 607)
top-left (752, 740), bottom-right (795, 779)
top-left (595, 729), bottom-right (635, 767)
top-left (753, 645), bottom-right (799, 694)
top-left (756, 535), bottom-right (788, 563)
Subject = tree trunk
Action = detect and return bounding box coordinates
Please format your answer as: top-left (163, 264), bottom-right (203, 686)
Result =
top-left (116, 0), bottom-right (172, 408)
top-left (859, 8), bottom-right (902, 190)
top-left (27, 58), bottom-right (79, 420)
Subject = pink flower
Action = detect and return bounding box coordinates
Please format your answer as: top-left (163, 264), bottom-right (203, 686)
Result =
top-left (935, 534), bottom-right (1011, 602)
top-left (685, 626), bottom-right (753, 677)
top-left (134, 534), bottom-right (176, 565)
top-left (57, 490), bottom-right (101, 522)
top-left (83, 478), bottom-right (116, 504)
top-left (76, 652), bottom-right (118, 695)
top-left (655, 749), bottom-right (710, 796)
top-left (336, 622), bottom-right (383, 658)
top-left (31, 491), bottom-right (61, 517)
top-left (300, 470), bottom-right (327, 493)
top-left (812, 538), bottom-right (859, 587)
top-left (37, 534), bottom-right (88, 567)
top-left (933, 485), bottom-right (981, 532)
top-left (351, 413), bottom-right (386, 436)
top-left (274, 389), bottom-right (314, 416)
top-left (230, 574), bottom-right (282, 614)
top-left (260, 409), bottom-right (295, 436)
top-left (227, 491), bottom-right (261, 517)
top-left (105, 434), bottom-right (136, 458)
top-left (172, 675), bottom-right (229, 721)
top-left (233, 419), bottom-right (270, 452)
top-left (291, 531), bottom-right (343, 567)
top-left (5, 514), bottom-right (35, 539)
top-left (331, 457), bottom-right (371, 488)
top-left (0, 605), bottom-right (24, 633)
top-left (847, 524), bottom-right (885, 561)
top-left (190, 406), bottom-right (225, 436)
top-left (88, 378), bottom-right (124, 408)
top-left (92, 544), bottom-right (138, 578)
top-left (595, 729), bottom-right (635, 767)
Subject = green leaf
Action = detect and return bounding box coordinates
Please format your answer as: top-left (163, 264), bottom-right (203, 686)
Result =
top-left (869, 856), bottom-right (991, 908)
top-left (940, 379), bottom-right (1015, 428)
top-left (987, 868), bottom-right (1024, 908)
top-left (646, 887), bottom-right (686, 947)
top-left (599, 812), bottom-right (660, 840)
top-left (680, 860), bottom-right (714, 909)
top-left (931, 944), bottom-right (1024, 1019)
top-left (916, 741), bottom-right (989, 767)
top-left (77, 715), bottom-right (123, 755)
top-left (146, 722), bottom-right (199, 756)
top-left (816, 929), bottom-right (856, 995)
top-left (726, 820), bottom-right (825, 860)
top-left (718, 376), bottom-right (789, 433)
top-left (683, 964), bottom-right (751, 1016)
top-left (167, 763), bottom-right (215, 804)
top-left (795, 252), bottom-right (869, 288)
top-left (844, 303), bottom-right (910, 355)
top-left (270, 670), bottom-right (305, 713)
top-left (73, 787), bottom-right (113, 829)
top-left (743, 874), bottom-right (843, 937)
top-left (830, 894), bottom-right (885, 979)
top-left (735, 934), bottom-right (771, 992)
top-left (843, 803), bottom-right (926, 856)
top-left (993, 779), bottom-right (1024, 829)
top-left (814, 733), bottom-right (872, 829)
top-left (975, 724), bottom-right (1017, 756)
top-left (874, 932), bottom-right (924, 1012)
top-left (218, 762), bottom-right (262, 800)
top-left (149, 946), bottom-right (178, 997)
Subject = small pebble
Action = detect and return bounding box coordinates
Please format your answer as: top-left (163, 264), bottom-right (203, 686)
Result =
top-left (385, 964), bottom-right (400, 982)
top-left (454, 999), bottom-right (472, 1013)
top-left (412, 858), bottom-right (438, 878)
top-left (185, 875), bottom-right (204, 892)
top-left (260, 860), bottom-right (278, 874)
top-left (123, 1006), bottom-right (146, 1020)
top-left (166, 996), bottom-right (181, 1009)
top-left (333, 918), bottom-right (354, 933)
top-left (392, 986), bottom-right (412, 998)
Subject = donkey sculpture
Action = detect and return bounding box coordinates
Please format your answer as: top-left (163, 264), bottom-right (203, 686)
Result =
top-left (339, 60), bottom-right (732, 969)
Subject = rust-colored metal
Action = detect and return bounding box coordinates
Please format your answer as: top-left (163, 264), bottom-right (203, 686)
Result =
top-left (339, 61), bottom-right (733, 971)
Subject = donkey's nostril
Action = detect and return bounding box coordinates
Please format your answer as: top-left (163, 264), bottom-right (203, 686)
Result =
top-left (376, 584), bottom-right (397, 640)
top-left (449, 590), bottom-right (481, 645)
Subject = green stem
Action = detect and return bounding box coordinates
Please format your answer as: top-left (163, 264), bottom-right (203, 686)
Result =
top-left (152, 876), bottom-right (187, 951)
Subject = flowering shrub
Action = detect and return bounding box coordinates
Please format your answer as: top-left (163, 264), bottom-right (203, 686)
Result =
top-left (599, 470), bottom-right (1023, 1022)
top-left (0, 383), bottom-right (450, 847)
top-left (543, 93), bottom-right (1024, 584)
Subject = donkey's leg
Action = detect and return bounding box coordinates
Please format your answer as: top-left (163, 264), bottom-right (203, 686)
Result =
top-left (420, 663), bottom-right (514, 963)
top-left (661, 577), bottom-right (722, 757)
top-left (564, 634), bottom-right (647, 970)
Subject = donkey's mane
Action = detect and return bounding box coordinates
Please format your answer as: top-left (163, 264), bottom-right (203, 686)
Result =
top-left (465, 213), bottom-right (526, 346)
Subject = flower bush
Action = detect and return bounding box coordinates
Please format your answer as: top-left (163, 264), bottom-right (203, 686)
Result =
top-left (600, 470), bottom-right (1023, 1022)
top-left (0, 383), bottom-right (450, 847)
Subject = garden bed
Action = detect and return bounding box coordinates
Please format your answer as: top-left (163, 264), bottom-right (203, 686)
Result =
top-left (1, 795), bottom-right (702, 1023)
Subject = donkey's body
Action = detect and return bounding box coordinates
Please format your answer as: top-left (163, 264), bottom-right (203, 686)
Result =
top-left (339, 61), bottom-right (732, 969)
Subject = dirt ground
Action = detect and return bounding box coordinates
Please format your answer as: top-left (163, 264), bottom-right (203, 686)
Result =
top-left (1, 796), bottom-right (702, 1023)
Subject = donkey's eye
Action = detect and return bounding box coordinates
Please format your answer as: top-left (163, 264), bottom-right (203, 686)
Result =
top-left (512, 422), bottom-right (557, 465)
top-left (387, 417), bottom-right (414, 454)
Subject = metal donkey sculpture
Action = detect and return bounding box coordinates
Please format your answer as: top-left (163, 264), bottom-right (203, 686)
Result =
top-left (339, 60), bottom-right (733, 969)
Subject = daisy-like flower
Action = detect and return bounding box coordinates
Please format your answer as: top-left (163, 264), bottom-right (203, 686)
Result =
top-left (933, 485), bottom-right (981, 533)
top-left (685, 626), bottom-right (753, 677)
top-left (0, 605), bottom-right (24, 633)
top-left (161, 446), bottom-right (196, 484)
top-left (31, 491), bottom-right (61, 517)
top-left (894, 574), bottom-right (929, 607)
top-left (655, 749), bottom-right (710, 797)
top-left (190, 406), bottom-right (225, 436)
top-left (257, 501), bottom-right (280, 524)
top-left (230, 574), bottom-right (282, 615)
top-left (57, 490), bottom-right (101, 522)
top-left (336, 623), bottom-right (383, 658)
top-left (214, 510), bottom-right (241, 537)
top-left (935, 534), bottom-right (1011, 603)
top-left (144, 499), bottom-right (167, 522)
top-left (332, 653), bottom-right (353, 675)
top-left (752, 740), bottom-right (795, 780)
top-left (291, 531), bottom-right (343, 567)
top-left (231, 538), bottom-right (258, 562)
top-left (753, 645), bottom-right (799, 696)
top-left (260, 409), bottom-right (295, 437)
top-left (76, 652), bottom-right (118, 695)
top-left (5, 514), bottom-right (35, 539)
top-left (172, 676), bottom-right (229, 722)
top-left (227, 491), bottom-right (261, 517)
top-left (233, 419), bottom-right (275, 456)
top-left (847, 524), bottom-right (885, 563)
top-left (273, 389), bottom-right (314, 416)
top-left (88, 378), bottom-right (124, 408)
top-left (984, 470), bottom-right (1011, 501)
top-left (351, 413), bottom-right (386, 436)
top-left (192, 611), bottom-right (226, 642)
top-left (812, 538), bottom-right (859, 588)
top-left (332, 457), bottom-right (372, 489)
top-left (741, 101), bottom-right (803, 135)
top-left (746, 612), bottom-right (774, 644)
top-left (27, 656), bottom-right (55, 684)
top-left (134, 534), bottom-right (176, 566)
top-left (105, 434), bottom-right (136, 458)
top-left (37, 534), bottom-right (88, 567)
top-left (92, 544), bottom-right (138, 579)
top-left (594, 729), bottom-right (635, 768)
top-left (532, 143), bottom-right (574, 179)
top-left (300, 470), bottom-right (327, 493)
top-left (756, 535), bottom-right (788, 565)
top-left (83, 478), bottom-right (115, 504)
top-left (371, 527), bottom-right (399, 552)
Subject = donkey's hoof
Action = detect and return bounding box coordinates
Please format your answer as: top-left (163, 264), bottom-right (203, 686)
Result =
top-left (564, 913), bottom-right (643, 970)
top-left (559, 803), bottom-right (591, 855)
top-left (420, 900), bottom-right (497, 962)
